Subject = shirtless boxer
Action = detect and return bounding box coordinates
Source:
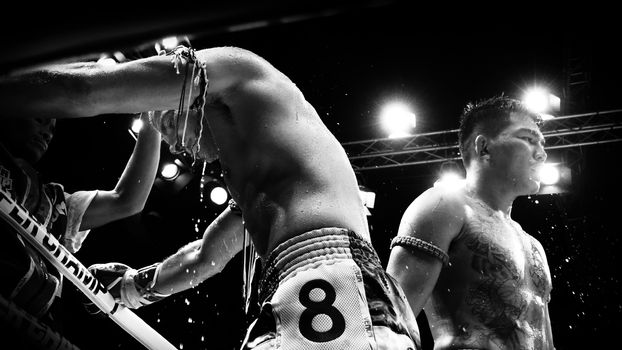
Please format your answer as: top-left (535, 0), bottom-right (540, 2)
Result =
top-left (0, 45), bottom-right (420, 349)
top-left (387, 96), bottom-right (555, 349)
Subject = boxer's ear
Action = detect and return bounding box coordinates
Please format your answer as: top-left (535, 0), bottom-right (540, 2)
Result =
top-left (474, 135), bottom-right (489, 160)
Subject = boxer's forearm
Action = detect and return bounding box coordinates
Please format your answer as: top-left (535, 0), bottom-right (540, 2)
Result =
top-left (152, 240), bottom-right (210, 295)
top-left (153, 207), bottom-right (246, 295)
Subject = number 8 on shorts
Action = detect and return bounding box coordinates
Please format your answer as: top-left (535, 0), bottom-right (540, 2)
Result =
top-left (270, 259), bottom-right (376, 349)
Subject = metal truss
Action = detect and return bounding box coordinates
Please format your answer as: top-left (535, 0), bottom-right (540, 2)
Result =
top-left (343, 109), bottom-right (622, 171)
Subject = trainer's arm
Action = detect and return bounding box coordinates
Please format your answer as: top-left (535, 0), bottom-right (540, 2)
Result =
top-left (151, 207), bottom-right (247, 295)
top-left (386, 187), bottom-right (463, 317)
top-left (0, 47), bottom-right (273, 119)
top-left (79, 112), bottom-right (161, 229)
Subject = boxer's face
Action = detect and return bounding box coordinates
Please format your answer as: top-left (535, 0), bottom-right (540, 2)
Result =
top-left (485, 112), bottom-right (547, 195)
top-left (150, 110), bottom-right (219, 162)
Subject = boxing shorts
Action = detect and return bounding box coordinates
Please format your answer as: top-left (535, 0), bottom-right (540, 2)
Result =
top-left (241, 227), bottom-right (420, 350)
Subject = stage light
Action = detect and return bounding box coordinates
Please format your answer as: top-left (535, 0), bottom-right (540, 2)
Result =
top-left (537, 162), bottom-right (572, 194)
top-left (434, 172), bottom-right (465, 190)
top-left (154, 36), bottom-right (179, 53)
top-left (380, 102), bottom-right (416, 138)
top-left (112, 51), bottom-right (127, 63)
top-left (131, 118), bottom-right (143, 134)
top-left (434, 161), bottom-right (465, 190)
top-left (96, 55), bottom-right (117, 66)
top-left (154, 36), bottom-right (191, 53)
top-left (161, 163), bottom-right (180, 181)
top-left (161, 37), bottom-right (179, 50)
top-left (210, 186), bottom-right (229, 205)
top-left (539, 163), bottom-right (560, 185)
top-left (359, 185), bottom-right (376, 210)
top-left (200, 175), bottom-right (230, 206)
top-left (522, 87), bottom-right (560, 120)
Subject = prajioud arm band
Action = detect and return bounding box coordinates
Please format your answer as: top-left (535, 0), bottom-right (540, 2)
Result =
top-left (390, 236), bottom-right (450, 266)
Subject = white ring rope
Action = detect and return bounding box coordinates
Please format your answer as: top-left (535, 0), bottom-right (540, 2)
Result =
top-left (0, 188), bottom-right (178, 350)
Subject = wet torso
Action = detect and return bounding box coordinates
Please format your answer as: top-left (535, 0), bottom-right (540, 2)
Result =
top-left (203, 77), bottom-right (369, 257)
top-left (427, 192), bottom-right (553, 350)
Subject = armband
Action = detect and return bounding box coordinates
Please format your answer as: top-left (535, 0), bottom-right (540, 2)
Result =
top-left (165, 45), bottom-right (209, 160)
top-left (120, 263), bottom-right (170, 309)
top-left (166, 45), bottom-right (209, 112)
top-left (390, 236), bottom-right (450, 266)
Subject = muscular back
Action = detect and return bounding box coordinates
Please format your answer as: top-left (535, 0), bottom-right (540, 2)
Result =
top-left (204, 62), bottom-right (369, 257)
top-left (427, 192), bottom-right (553, 350)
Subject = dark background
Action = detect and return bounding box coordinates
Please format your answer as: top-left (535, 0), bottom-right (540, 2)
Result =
top-left (5, 1), bottom-right (621, 349)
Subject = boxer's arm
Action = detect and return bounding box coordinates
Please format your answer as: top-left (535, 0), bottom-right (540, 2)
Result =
top-left (386, 186), bottom-right (464, 317)
top-left (0, 46), bottom-right (274, 120)
top-left (88, 206), bottom-right (247, 309)
top-left (144, 206), bottom-right (246, 296)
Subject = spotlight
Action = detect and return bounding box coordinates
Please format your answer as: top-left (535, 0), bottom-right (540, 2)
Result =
top-left (359, 185), bottom-right (376, 209)
top-left (130, 118), bottom-right (143, 134)
top-left (522, 87), bottom-right (560, 119)
top-left (538, 163), bottom-right (560, 185)
top-left (161, 37), bottom-right (179, 50)
top-left (210, 186), bottom-right (229, 205)
top-left (154, 36), bottom-right (191, 53)
top-left (537, 162), bottom-right (572, 194)
top-left (96, 54), bottom-right (117, 66)
top-left (380, 102), bottom-right (416, 138)
top-left (434, 161), bottom-right (465, 190)
top-left (127, 116), bottom-right (142, 140)
top-left (112, 51), bottom-right (127, 62)
top-left (201, 175), bottom-right (230, 206)
top-left (161, 163), bottom-right (180, 181)
top-left (434, 172), bottom-right (465, 190)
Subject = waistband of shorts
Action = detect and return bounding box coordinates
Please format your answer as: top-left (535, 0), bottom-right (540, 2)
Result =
top-left (258, 227), bottom-right (377, 302)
